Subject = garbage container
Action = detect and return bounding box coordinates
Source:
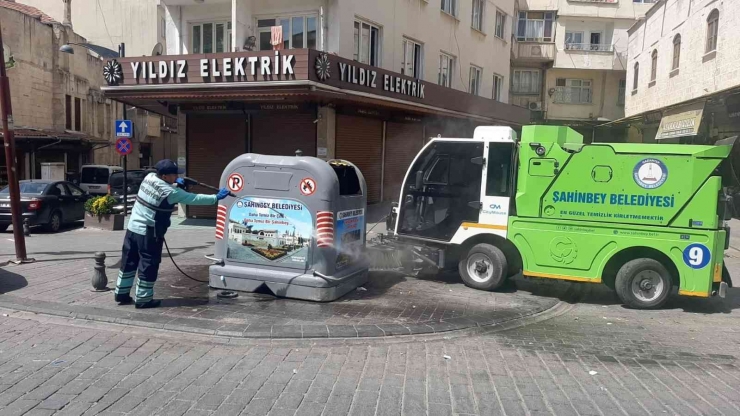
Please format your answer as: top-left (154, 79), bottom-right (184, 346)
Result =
top-left (209, 153), bottom-right (368, 301)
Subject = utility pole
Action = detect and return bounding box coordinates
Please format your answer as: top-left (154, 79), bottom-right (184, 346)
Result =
top-left (119, 43), bottom-right (127, 217)
top-left (0, 21), bottom-right (29, 263)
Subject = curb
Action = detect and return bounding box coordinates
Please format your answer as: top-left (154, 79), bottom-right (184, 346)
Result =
top-left (0, 283), bottom-right (582, 340)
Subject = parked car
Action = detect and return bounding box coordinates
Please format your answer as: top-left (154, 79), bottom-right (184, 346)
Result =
top-left (79, 165), bottom-right (122, 195)
top-left (108, 169), bottom-right (153, 214)
top-left (0, 180), bottom-right (90, 232)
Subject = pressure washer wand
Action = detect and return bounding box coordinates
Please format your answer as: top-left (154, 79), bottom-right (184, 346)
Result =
top-left (183, 177), bottom-right (237, 197)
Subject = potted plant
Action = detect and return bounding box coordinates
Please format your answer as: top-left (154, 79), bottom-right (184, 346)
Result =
top-left (84, 195), bottom-right (124, 231)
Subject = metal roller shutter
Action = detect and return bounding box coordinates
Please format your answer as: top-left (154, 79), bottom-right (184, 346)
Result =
top-left (251, 111), bottom-right (317, 157)
top-left (187, 114), bottom-right (246, 218)
top-left (383, 122), bottom-right (423, 202)
top-left (336, 115), bottom-right (383, 203)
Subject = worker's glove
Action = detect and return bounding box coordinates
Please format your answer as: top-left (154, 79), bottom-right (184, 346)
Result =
top-left (216, 188), bottom-right (230, 201)
top-left (175, 178), bottom-right (187, 188)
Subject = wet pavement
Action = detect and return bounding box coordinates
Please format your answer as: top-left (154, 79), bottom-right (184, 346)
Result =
top-left (0, 224), bottom-right (566, 339)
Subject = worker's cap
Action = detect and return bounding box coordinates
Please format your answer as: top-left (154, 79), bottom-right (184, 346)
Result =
top-left (155, 159), bottom-right (184, 175)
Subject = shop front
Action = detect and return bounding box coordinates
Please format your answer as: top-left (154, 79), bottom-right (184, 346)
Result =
top-left (101, 49), bottom-right (528, 218)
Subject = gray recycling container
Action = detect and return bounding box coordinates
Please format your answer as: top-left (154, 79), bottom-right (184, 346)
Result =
top-left (209, 153), bottom-right (369, 302)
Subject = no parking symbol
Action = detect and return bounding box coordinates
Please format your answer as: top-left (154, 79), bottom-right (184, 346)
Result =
top-left (228, 173), bottom-right (244, 192)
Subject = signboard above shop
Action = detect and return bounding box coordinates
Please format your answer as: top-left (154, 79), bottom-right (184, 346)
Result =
top-left (100, 49), bottom-right (529, 125)
top-left (656, 101), bottom-right (705, 140)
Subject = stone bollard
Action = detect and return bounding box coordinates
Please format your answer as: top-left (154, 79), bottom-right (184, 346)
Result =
top-left (91, 251), bottom-right (109, 291)
top-left (23, 219), bottom-right (30, 237)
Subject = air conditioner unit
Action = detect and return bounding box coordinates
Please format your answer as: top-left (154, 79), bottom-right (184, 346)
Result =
top-left (528, 101), bottom-right (543, 111)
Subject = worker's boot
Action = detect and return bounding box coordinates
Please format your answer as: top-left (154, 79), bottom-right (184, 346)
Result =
top-left (114, 294), bottom-right (133, 305)
top-left (135, 299), bottom-right (161, 309)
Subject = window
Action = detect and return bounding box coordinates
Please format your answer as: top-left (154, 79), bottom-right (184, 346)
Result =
top-left (425, 156), bottom-right (450, 184)
top-left (672, 34), bottom-right (681, 70)
top-left (469, 66), bottom-right (482, 95)
top-left (565, 31), bottom-right (584, 50)
top-left (257, 15), bottom-right (317, 51)
top-left (74, 98), bottom-right (81, 131)
top-left (590, 32), bottom-right (601, 50)
top-left (706, 9), bottom-right (719, 53)
top-left (354, 19), bottom-right (381, 66)
top-left (161, 17), bottom-right (166, 39)
top-left (493, 74), bottom-right (503, 101)
top-left (618, 79), bottom-right (626, 106)
top-left (438, 53), bottom-right (455, 88)
top-left (68, 184), bottom-right (83, 197)
top-left (554, 78), bottom-right (592, 104)
top-left (516, 12), bottom-right (554, 42)
top-left (51, 183), bottom-right (69, 197)
top-left (650, 50), bottom-right (657, 82)
top-left (192, 21), bottom-right (231, 53)
top-left (486, 144), bottom-right (514, 197)
top-left (402, 38), bottom-right (423, 78)
top-left (472, 0), bottom-right (484, 31)
top-left (633, 0), bottom-right (657, 3)
top-left (441, 0), bottom-right (458, 17)
top-left (65, 95), bottom-right (72, 130)
top-left (511, 69), bottom-right (540, 94)
top-left (81, 168), bottom-right (110, 185)
top-left (633, 63), bottom-right (639, 91)
top-left (495, 10), bottom-right (506, 38)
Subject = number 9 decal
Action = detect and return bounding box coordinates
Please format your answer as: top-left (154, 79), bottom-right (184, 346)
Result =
top-left (682, 243), bottom-right (710, 269)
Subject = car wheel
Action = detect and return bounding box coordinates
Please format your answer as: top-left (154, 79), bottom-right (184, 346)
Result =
top-left (47, 211), bottom-right (62, 233)
top-left (458, 243), bottom-right (508, 291)
top-left (615, 258), bottom-right (672, 309)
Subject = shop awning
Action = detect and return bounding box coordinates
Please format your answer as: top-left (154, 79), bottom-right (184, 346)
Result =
top-left (0, 128), bottom-right (108, 145)
top-left (655, 101), bottom-right (705, 140)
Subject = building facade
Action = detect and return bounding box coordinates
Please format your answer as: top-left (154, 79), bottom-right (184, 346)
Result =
top-left (621, 0), bottom-right (739, 144)
top-left (0, 0), bottom-right (124, 184)
top-left (101, 0), bottom-right (529, 218)
top-left (510, 0), bottom-right (653, 140)
top-left (21, 0), bottom-right (177, 168)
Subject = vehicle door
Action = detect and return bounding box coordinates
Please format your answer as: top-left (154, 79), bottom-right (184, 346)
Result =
top-left (81, 167), bottom-right (110, 195)
top-left (65, 183), bottom-right (87, 220)
top-left (396, 140), bottom-right (484, 242)
top-left (478, 141), bottom-right (517, 237)
top-left (49, 183), bottom-right (72, 222)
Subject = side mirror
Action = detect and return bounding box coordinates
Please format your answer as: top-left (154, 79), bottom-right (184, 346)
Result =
top-left (415, 171), bottom-right (424, 190)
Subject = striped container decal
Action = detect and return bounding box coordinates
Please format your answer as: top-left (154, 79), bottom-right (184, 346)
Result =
top-left (316, 211), bottom-right (334, 248)
top-left (215, 205), bottom-right (227, 240)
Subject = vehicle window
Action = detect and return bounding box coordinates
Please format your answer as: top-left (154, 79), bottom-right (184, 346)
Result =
top-left (109, 171), bottom-right (148, 187)
top-left (486, 144), bottom-right (514, 196)
top-left (48, 184), bottom-right (68, 197)
top-left (424, 156), bottom-right (450, 185)
top-left (67, 184), bottom-right (84, 196)
top-left (81, 168), bottom-right (111, 185)
top-left (0, 183), bottom-right (48, 194)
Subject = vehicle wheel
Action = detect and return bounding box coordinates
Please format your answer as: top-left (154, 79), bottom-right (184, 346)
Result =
top-left (47, 211), bottom-right (62, 233)
top-left (458, 243), bottom-right (508, 291)
top-left (615, 258), bottom-right (672, 309)
top-left (722, 264), bottom-right (733, 288)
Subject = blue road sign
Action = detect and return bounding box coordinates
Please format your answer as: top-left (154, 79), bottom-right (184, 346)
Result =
top-left (115, 137), bottom-right (132, 156)
top-left (115, 120), bottom-right (133, 138)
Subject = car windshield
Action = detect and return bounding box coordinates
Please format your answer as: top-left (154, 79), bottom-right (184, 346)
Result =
top-left (0, 182), bottom-right (49, 195)
top-left (81, 167), bottom-right (111, 184)
top-left (109, 171), bottom-right (149, 187)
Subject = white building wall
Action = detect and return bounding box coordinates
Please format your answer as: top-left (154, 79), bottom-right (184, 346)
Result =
top-left (164, 0), bottom-right (515, 101)
top-left (625, 0), bottom-right (740, 117)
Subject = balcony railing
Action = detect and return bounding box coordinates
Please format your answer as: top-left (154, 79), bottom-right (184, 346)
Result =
top-left (564, 43), bottom-right (614, 52)
top-left (567, 0), bottom-right (618, 3)
top-left (512, 40), bottom-right (556, 62)
top-left (553, 87), bottom-right (593, 105)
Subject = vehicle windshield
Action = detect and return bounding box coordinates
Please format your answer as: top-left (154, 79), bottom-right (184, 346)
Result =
top-left (81, 167), bottom-right (111, 184)
top-left (109, 171), bottom-right (149, 187)
top-left (0, 182), bottom-right (49, 195)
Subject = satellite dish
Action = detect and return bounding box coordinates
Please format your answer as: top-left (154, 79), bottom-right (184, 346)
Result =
top-left (151, 43), bottom-right (164, 56)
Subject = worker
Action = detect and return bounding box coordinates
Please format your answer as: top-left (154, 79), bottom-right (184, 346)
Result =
top-left (113, 159), bottom-right (230, 309)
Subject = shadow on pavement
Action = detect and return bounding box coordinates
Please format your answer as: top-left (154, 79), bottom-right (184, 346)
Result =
top-left (0, 268), bottom-right (28, 294)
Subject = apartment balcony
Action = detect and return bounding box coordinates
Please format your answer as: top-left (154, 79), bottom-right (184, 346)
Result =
top-left (554, 43), bottom-right (624, 71)
top-left (512, 39), bottom-right (556, 63)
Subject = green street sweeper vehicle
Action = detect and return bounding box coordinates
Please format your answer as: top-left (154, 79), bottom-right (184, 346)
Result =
top-left (386, 125), bottom-right (735, 309)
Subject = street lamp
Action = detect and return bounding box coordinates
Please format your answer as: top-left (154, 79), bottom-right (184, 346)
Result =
top-left (60, 42), bottom-right (131, 214)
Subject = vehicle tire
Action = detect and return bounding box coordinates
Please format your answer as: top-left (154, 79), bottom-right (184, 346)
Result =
top-left (722, 264), bottom-right (733, 288)
top-left (47, 211), bottom-right (62, 233)
top-left (458, 243), bottom-right (508, 291)
top-left (615, 258), bottom-right (672, 309)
